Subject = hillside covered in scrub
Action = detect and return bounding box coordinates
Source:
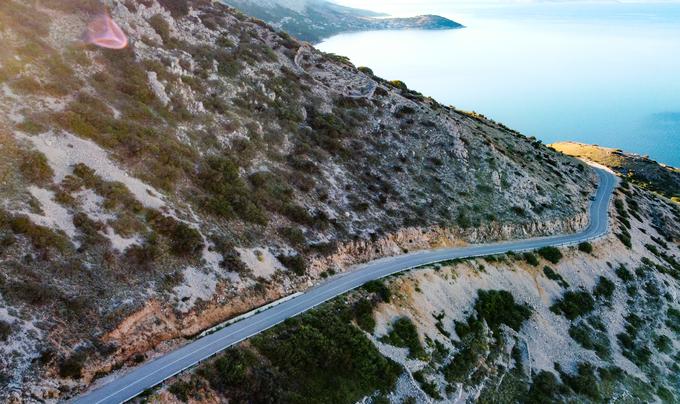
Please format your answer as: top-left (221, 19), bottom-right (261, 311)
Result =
top-left (221, 0), bottom-right (464, 43)
top-left (162, 176), bottom-right (680, 403)
top-left (1, 0), bottom-right (593, 400)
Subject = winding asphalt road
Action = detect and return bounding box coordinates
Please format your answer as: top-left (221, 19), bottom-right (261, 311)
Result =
top-left (73, 167), bottom-right (616, 404)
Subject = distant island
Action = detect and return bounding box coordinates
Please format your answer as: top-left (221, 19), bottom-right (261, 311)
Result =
top-left (221, 0), bottom-right (464, 43)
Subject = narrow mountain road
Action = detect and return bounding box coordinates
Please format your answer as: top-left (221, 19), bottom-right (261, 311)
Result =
top-left (73, 168), bottom-right (616, 404)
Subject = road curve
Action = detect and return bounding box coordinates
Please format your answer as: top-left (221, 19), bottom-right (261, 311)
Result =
top-left (73, 167), bottom-right (616, 404)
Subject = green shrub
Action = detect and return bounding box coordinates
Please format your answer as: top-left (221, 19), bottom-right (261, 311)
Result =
top-left (147, 212), bottom-right (204, 257)
top-left (526, 371), bottom-right (568, 404)
top-left (537, 247), bottom-right (563, 264)
top-left (657, 386), bottom-right (675, 403)
top-left (389, 80), bottom-right (408, 91)
top-left (198, 348), bottom-right (255, 393)
top-left (357, 66), bottom-right (374, 76)
top-left (148, 14), bottom-right (178, 47)
top-left (199, 156), bottom-right (268, 225)
top-left (277, 254), bottom-right (306, 276)
top-left (560, 362), bottom-right (601, 400)
top-left (59, 351), bottom-right (87, 379)
top-left (9, 214), bottom-right (69, 252)
top-left (278, 226), bottom-right (305, 246)
top-left (413, 371), bottom-right (442, 399)
top-left (362, 280), bottom-right (391, 303)
top-left (569, 322), bottom-right (610, 359)
top-left (199, 302), bottom-right (402, 403)
top-left (473, 289), bottom-right (532, 332)
top-left (615, 264), bottom-right (634, 282)
top-left (617, 231), bottom-right (632, 248)
top-left (654, 334), bottom-right (672, 353)
top-left (456, 211), bottom-right (471, 229)
top-left (168, 380), bottom-right (193, 402)
top-left (19, 149), bottom-right (53, 185)
top-left (0, 320), bottom-right (11, 342)
top-left (593, 276), bottom-right (615, 301)
top-left (667, 307), bottom-right (680, 333)
top-left (543, 266), bottom-right (569, 288)
top-left (380, 317), bottom-right (425, 359)
top-left (444, 289), bottom-right (531, 386)
top-left (353, 299), bottom-right (376, 333)
top-left (523, 252), bottom-right (539, 266)
top-left (158, 0), bottom-right (190, 17)
top-left (578, 242), bottom-right (593, 254)
top-left (550, 290), bottom-right (595, 320)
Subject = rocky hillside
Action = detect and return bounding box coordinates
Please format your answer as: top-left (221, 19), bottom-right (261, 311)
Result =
top-left (552, 141), bottom-right (680, 203)
top-left (0, 0), bottom-right (592, 400)
top-left (222, 0), bottom-right (463, 43)
top-left (160, 179), bottom-right (680, 403)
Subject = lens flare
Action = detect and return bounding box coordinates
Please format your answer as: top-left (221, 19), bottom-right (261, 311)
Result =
top-left (85, 14), bottom-right (128, 49)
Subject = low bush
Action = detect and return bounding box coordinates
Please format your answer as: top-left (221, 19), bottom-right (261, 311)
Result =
top-left (413, 371), bottom-right (442, 399)
top-left (523, 252), bottom-right (539, 266)
top-left (278, 226), bottom-right (305, 246)
top-left (593, 276), bottom-right (615, 301)
top-left (569, 322), bottom-right (610, 359)
top-left (380, 317), bottom-right (425, 359)
top-left (19, 149), bottom-right (53, 185)
top-left (615, 264), bottom-right (635, 282)
top-left (550, 290), bottom-right (595, 320)
top-left (199, 156), bottom-right (268, 225)
top-left (362, 280), bottom-right (391, 303)
top-left (9, 214), bottom-right (69, 252)
top-left (147, 211), bottom-right (204, 257)
top-left (59, 351), bottom-right (87, 379)
top-left (277, 254), bottom-right (306, 276)
top-left (168, 379), bottom-right (193, 402)
top-left (352, 299), bottom-right (376, 333)
top-left (197, 302), bottom-right (402, 403)
top-left (0, 320), bottom-right (11, 341)
top-left (473, 289), bottom-right (532, 332)
top-left (526, 371), bottom-right (568, 404)
top-left (578, 242), bottom-right (593, 254)
top-left (560, 362), bottom-right (601, 400)
top-left (537, 246), bottom-right (563, 264)
top-left (543, 266), bottom-right (569, 288)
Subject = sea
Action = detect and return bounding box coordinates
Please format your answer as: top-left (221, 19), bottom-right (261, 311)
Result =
top-left (318, 2), bottom-right (680, 167)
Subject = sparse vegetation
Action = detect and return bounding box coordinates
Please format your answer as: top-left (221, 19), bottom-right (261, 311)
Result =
top-left (543, 266), bottom-right (569, 288)
top-left (0, 321), bottom-right (11, 342)
top-left (523, 252), bottom-right (539, 266)
top-left (593, 276), bottom-right (615, 301)
top-left (578, 241), bottom-right (593, 254)
top-left (362, 280), bottom-right (391, 303)
top-left (381, 317), bottom-right (425, 359)
top-left (195, 301), bottom-right (401, 403)
top-left (550, 290), bottom-right (595, 320)
top-left (277, 254), bottom-right (306, 276)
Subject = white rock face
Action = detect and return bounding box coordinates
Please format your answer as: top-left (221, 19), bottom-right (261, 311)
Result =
top-left (236, 247), bottom-right (286, 279)
top-left (18, 131), bottom-right (166, 209)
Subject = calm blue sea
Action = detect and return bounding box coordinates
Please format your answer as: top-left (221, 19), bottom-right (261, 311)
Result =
top-left (319, 2), bottom-right (680, 167)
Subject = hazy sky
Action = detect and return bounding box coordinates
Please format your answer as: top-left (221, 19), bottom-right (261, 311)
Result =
top-left (333, 0), bottom-right (680, 9)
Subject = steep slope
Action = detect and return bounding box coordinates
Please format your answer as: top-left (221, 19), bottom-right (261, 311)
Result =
top-left (161, 181), bottom-right (680, 403)
top-left (0, 0), bottom-right (591, 400)
top-left (221, 0), bottom-right (463, 43)
top-left (552, 141), bottom-right (680, 202)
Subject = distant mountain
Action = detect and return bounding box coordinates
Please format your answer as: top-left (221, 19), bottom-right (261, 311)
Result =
top-left (221, 0), bottom-right (463, 43)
